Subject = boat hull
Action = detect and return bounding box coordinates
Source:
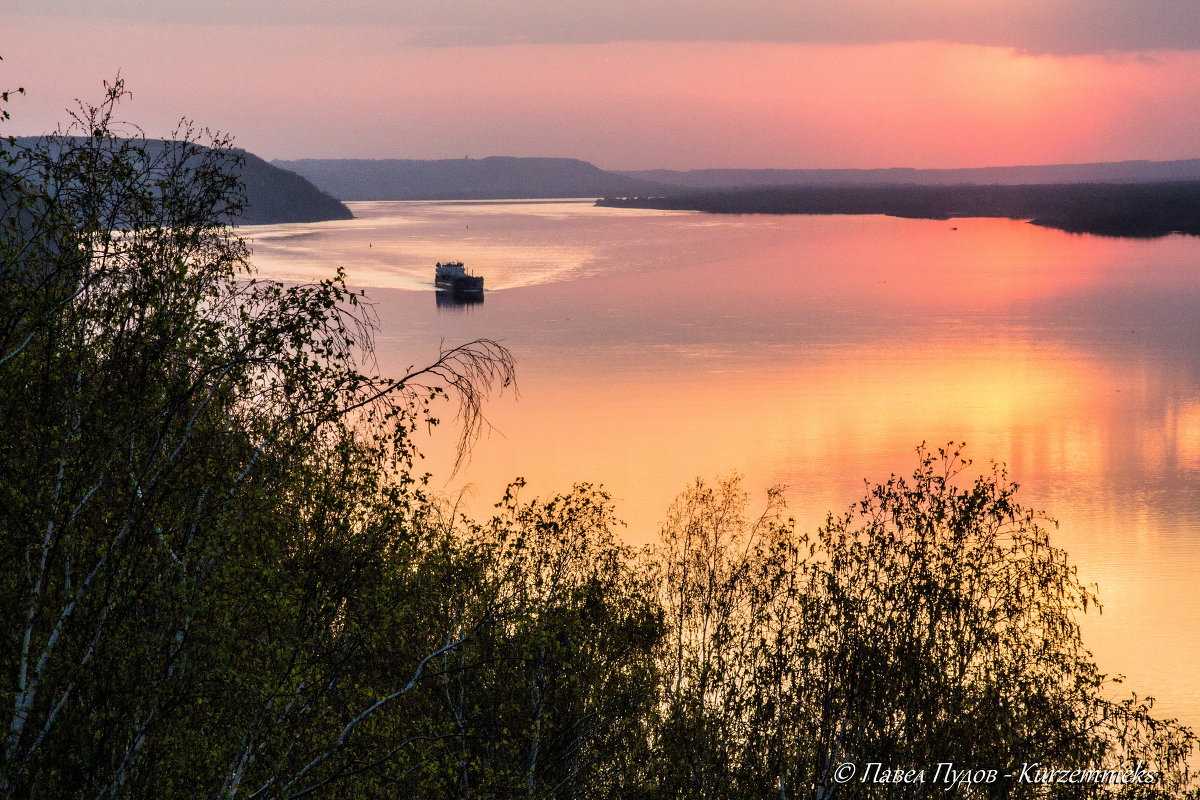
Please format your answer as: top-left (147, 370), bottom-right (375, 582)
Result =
top-left (435, 275), bottom-right (484, 292)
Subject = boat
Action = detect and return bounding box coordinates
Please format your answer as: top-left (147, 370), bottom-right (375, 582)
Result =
top-left (434, 261), bottom-right (484, 293)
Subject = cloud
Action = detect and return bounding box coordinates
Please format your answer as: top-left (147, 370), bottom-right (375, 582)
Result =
top-left (7, 0), bottom-right (1200, 54)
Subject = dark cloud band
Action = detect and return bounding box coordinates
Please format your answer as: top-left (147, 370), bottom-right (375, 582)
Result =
top-left (9, 0), bottom-right (1200, 55)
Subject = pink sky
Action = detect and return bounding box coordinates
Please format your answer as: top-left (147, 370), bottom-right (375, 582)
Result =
top-left (3, 6), bottom-right (1200, 170)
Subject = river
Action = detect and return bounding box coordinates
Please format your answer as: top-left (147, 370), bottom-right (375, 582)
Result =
top-left (245, 199), bottom-right (1200, 734)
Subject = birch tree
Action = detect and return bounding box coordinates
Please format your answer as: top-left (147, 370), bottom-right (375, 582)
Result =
top-left (0, 80), bottom-right (512, 799)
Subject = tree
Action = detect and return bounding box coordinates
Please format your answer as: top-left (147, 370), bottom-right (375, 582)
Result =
top-left (391, 482), bottom-right (664, 799)
top-left (785, 445), bottom-right (1198, 799)
top-left (1, 80), bottom-right (513, 799)
top-left (650, 476), bottom-right (789, 799)
top-left (648, 449), bottom-right (1198, 799)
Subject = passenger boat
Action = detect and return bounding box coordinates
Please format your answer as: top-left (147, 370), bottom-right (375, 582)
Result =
top-left (434, 261), bottom-right (484, 293)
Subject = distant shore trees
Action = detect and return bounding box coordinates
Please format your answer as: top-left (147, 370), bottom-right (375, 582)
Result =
top-left (597, 183), bottom-right (1200, 238)
top-left (2, 82), bottom-right (1196, 799)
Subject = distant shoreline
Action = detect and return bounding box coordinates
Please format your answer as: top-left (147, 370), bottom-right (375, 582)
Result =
top-left (596, 181), bottom-right (1200, 238)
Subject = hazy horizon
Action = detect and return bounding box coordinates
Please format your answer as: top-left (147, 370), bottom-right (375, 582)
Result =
top-left (270, 153), bottom-right (1200, 173)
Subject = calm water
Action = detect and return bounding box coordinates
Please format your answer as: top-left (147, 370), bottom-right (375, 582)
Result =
top-left (246, 200), bottom-right (1200, 733)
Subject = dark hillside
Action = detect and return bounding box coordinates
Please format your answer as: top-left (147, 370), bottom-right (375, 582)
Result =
top-left (235, 150), bottom-right (353, 223)
top-left (10, 137), bottom-right (353, 224)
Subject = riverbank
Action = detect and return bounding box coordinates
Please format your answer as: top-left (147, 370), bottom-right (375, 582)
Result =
top-left (597, 181), bottom-right (1200, 238)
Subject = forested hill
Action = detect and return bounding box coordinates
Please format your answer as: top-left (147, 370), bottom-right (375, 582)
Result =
top-left (274, 156), bottom-right (671, 200)
top-left (9, 137), bottom-right (353, 225)
top-left (625, 158), bottom-right (1200, 189)
top-left (234, 150), bottom-right (353, 223)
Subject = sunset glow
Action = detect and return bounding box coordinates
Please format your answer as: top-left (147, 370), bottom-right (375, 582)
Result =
top-left (4, 12), bottom-right (1200, 169)
top-left (5, 0), bottom-right (1200, 789)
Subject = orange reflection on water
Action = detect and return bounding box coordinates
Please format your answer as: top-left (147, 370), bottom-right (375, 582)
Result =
top-left (416, 328), bottom-right (1200, 731)
top-left (418, 331), bottom-right (1134, 541)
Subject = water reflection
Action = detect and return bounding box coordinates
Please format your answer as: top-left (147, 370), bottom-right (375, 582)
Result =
top-left (245, 201), bottom-right (1200, 735)
top-left (436, 288), bottom-right (486, 310)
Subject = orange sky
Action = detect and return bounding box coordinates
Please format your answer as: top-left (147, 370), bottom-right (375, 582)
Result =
top-left (3, 8), bottom-right (1200, 169)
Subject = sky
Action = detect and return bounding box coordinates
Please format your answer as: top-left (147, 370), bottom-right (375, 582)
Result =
top-left (3, 1), bottom-right (1200, 169)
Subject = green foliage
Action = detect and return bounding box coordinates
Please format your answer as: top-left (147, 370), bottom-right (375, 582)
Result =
top-left (379, 483), bottom-right (664, 799)
top-left (0, 80), bottom-right (515, 799)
